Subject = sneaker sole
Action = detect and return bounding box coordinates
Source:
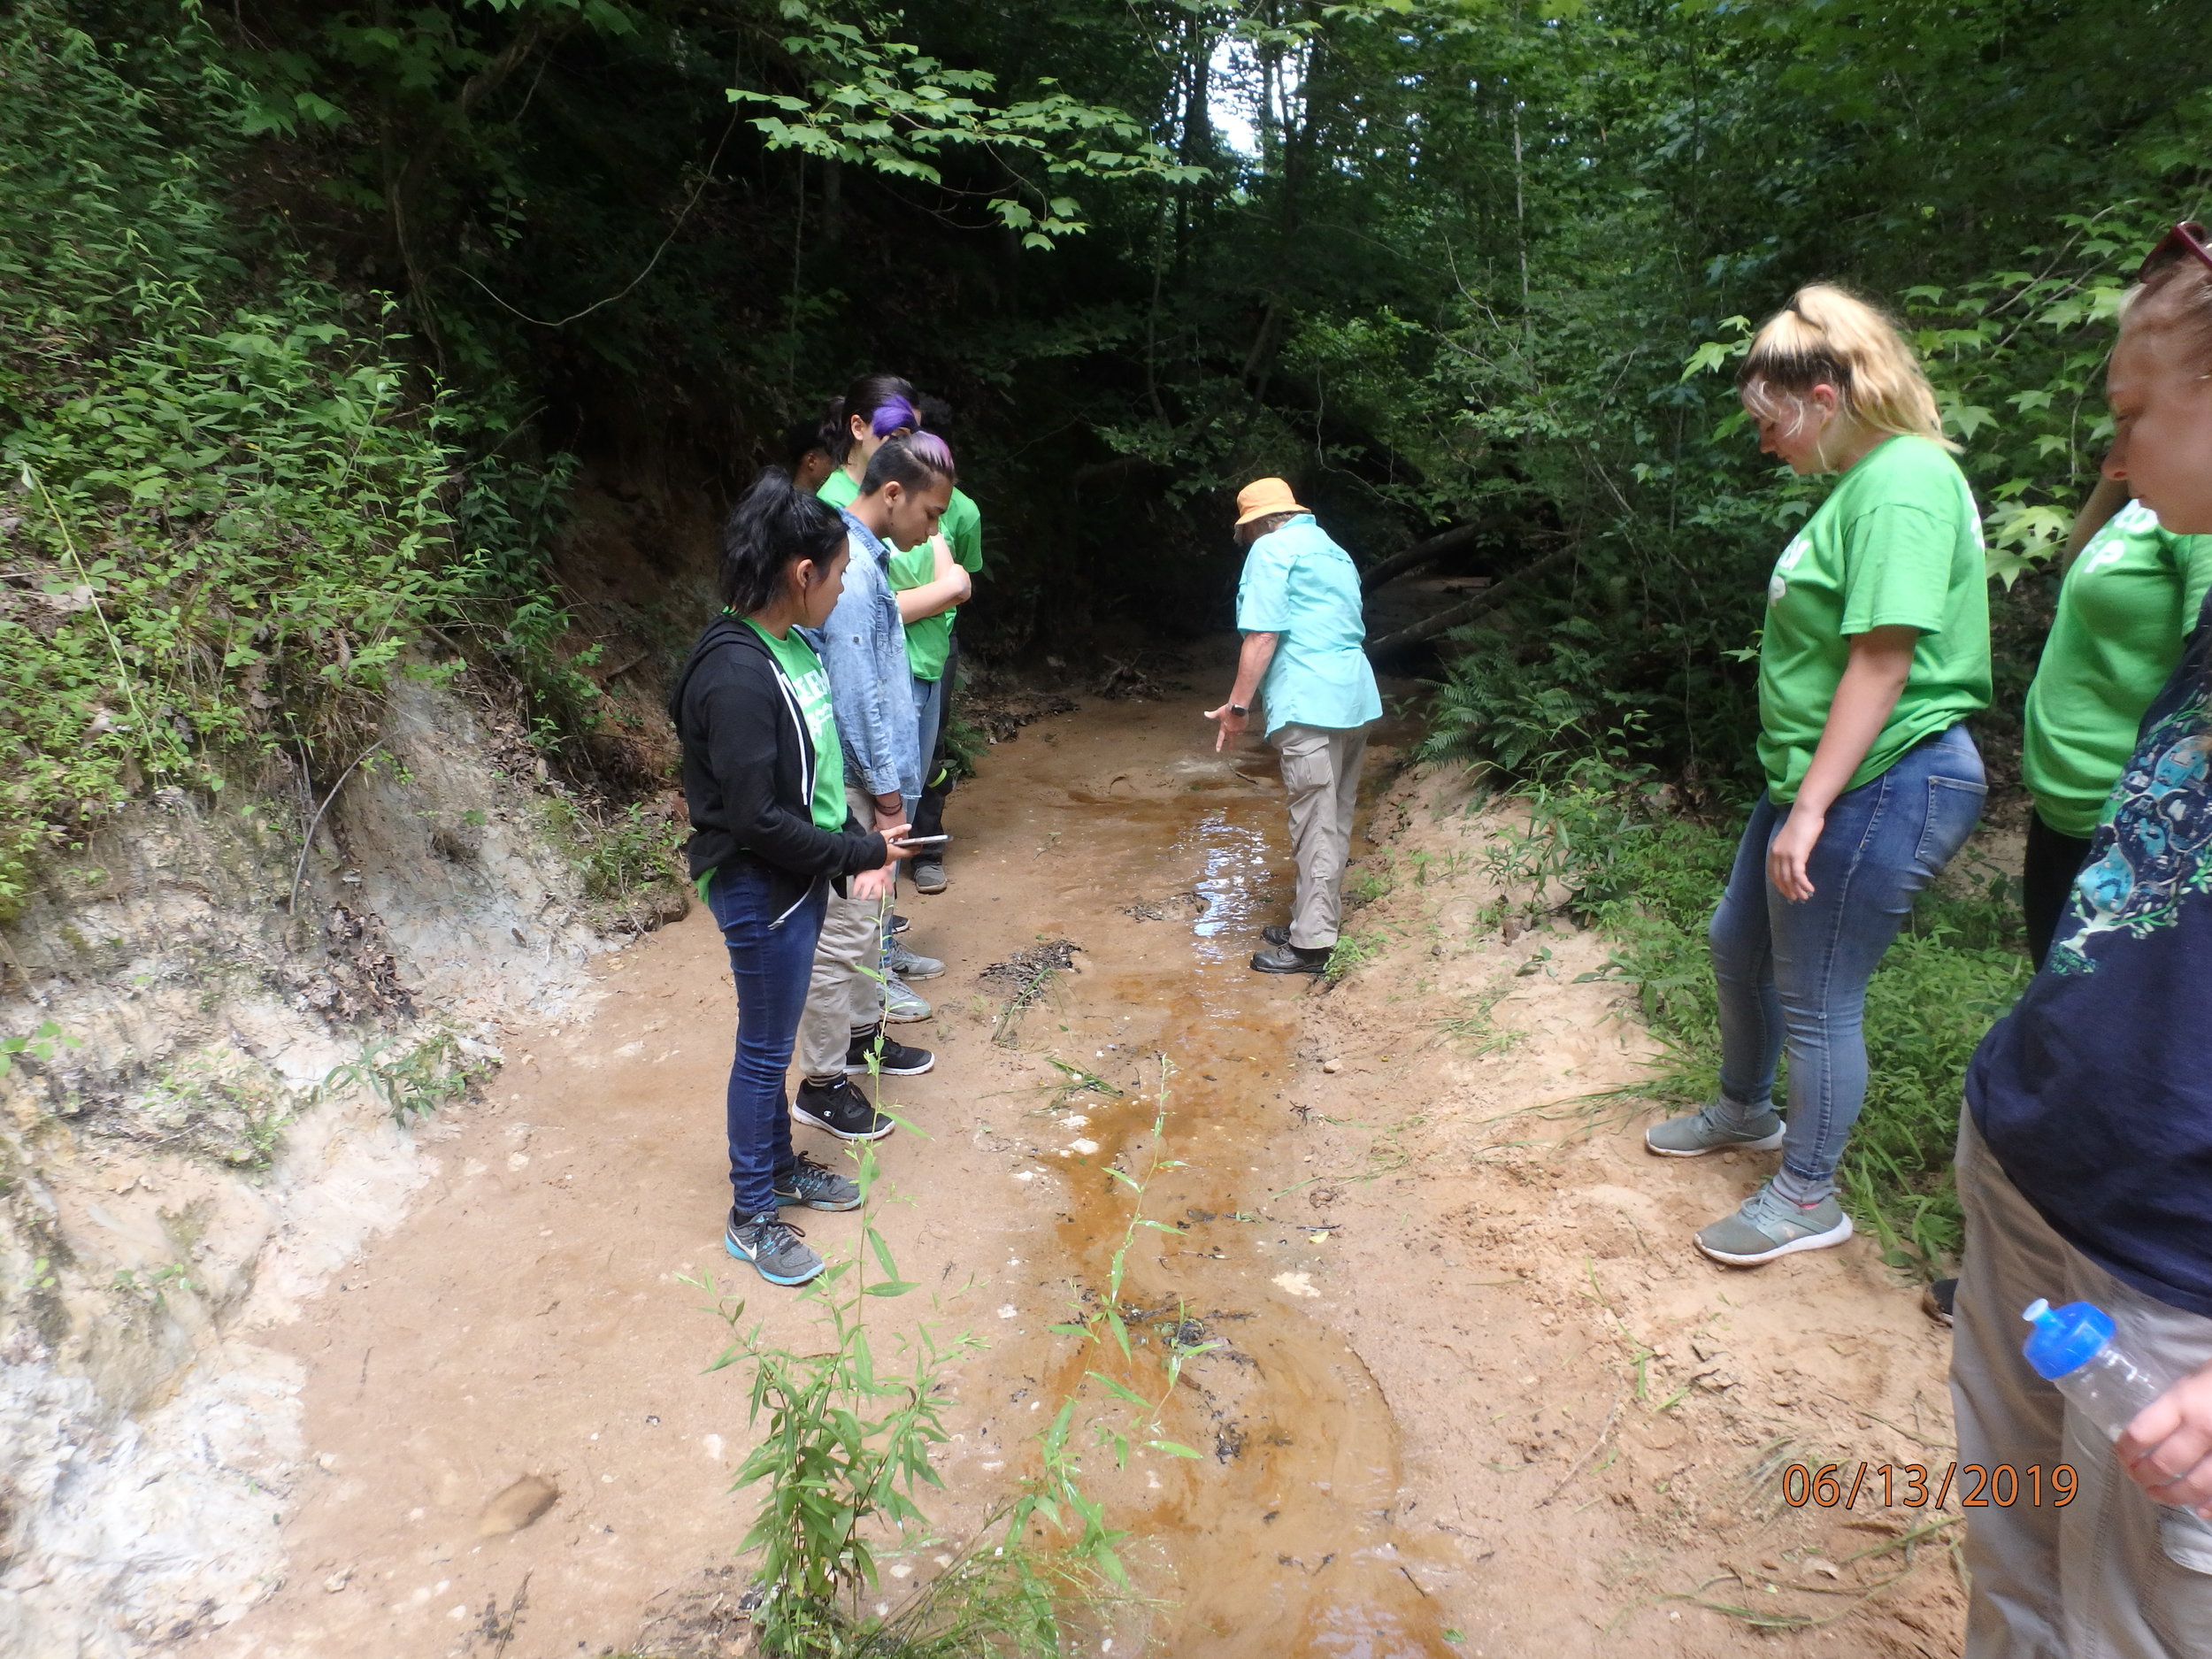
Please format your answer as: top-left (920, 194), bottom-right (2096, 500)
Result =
top-left (726, 1234), bottom-right (825, 1285)
top-left (1696, 1212), bottom-right (1855, 1268)
top-left (1645, 1123), bottom-right (1787, 1158)
top-left (775, 1189), bottom-right (863, 1213)
top-left (791, 1101), bottom-right (896, 1142)
top-left (843, 1054), bottom-right (934, 1077)
top-left (884, 1006), bottom-right (933, 1024)
top-left (888, 963), bottom-right (945, 982)
top-left (912, 873), bottom-right (948, 895)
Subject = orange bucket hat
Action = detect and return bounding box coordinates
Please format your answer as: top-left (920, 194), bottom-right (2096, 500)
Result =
top-left (1233, 476), bottom-right (1309, 527)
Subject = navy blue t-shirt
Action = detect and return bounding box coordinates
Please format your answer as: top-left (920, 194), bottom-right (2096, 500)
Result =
top-left (1970, 596), bottom-right (2212, 1317)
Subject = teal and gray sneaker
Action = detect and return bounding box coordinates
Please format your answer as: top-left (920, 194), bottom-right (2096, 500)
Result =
top-left (1645, 1102), bottom-right (1786, 1157)
top-left (775, 1152), bottom-right (862, 1212)
top-left (1694, 1182), bottom-right (1854, 1267)
top-left (726, 1210), bottom-right (825, 1286)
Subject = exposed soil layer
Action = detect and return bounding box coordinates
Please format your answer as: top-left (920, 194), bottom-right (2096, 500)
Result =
top-left (202, 651), bottom-right (1968, 1659)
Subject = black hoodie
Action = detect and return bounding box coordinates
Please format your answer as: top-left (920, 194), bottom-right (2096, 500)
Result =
top-left (668, 613), bottom-right (887, 920)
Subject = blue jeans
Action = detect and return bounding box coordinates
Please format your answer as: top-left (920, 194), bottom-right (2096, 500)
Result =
top-left (708, 861), bottom-right (827, 1217)
top-left (1709, 725), bottom-right (1986, 1201)
top-left (912, 672), bottom-right (947, 785)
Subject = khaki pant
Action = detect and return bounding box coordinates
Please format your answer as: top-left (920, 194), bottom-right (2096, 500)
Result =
top-left (1271, 722), bottom-right (1369, 951)
top-left (795, 783), bottom-right (887, 1082)
top-left (1952, 1108), bottom-right (2212, 1658)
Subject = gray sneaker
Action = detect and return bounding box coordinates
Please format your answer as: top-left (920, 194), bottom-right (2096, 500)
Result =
top-left (775, 1152), bottom-right (862, 1212)
top-left (725, 1210), bottom-right (825, 1285)
top-left (1694, 1183), bottom-right (1854, 1267)
top-left (887, 941), bottom-right (944, 981)
top-left (884, 974), bottom-right (932, 1023)
top-left (1645, 1102), bottom-right (1786, 1157)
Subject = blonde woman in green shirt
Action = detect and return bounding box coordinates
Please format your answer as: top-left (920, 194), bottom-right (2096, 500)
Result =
top-left (2019, 484), bottom-right (2212, 966)
top-left (1645, 285), bottom-right (1993, 1267)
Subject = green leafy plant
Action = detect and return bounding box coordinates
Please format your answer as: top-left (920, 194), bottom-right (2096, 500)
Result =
top-left (314, 1026), bottom-right (488, 1125)
top-left (0, 1020), bottom-right (81, 1079)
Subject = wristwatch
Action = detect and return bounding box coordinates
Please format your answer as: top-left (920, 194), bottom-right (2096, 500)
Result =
top-left (1227, 702), bottom-right (1248, 717)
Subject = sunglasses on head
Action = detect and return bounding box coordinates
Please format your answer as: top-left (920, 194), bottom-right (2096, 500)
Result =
top-left (2139, 221), bottom-right (2212, 285)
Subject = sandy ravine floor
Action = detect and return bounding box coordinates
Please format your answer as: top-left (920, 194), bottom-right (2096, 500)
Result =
top-left (200, 652), bottom-right (1968, 1659)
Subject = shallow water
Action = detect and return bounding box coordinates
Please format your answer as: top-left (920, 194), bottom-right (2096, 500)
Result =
top-left (964, 718), bottom-right (1449, 1655)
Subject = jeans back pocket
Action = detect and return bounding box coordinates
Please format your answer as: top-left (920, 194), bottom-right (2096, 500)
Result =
top-left (1915, 775), bottom-right (1987, 872)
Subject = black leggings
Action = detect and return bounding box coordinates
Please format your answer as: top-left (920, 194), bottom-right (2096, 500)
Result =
top-left (2023, 810), bottom-right (2095, 970)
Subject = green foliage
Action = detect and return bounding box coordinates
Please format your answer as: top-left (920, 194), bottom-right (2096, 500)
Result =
top-left (735, 1), bottom-right (1203, 250)
top-left (0, 1021), bottom-right (81, 1079)
top-left (0, 3), bottom-right (582, 912)
top-left (315, 1026), bottom-right (488, 1125)
top-left (540, 795), bottom-right (685, 904)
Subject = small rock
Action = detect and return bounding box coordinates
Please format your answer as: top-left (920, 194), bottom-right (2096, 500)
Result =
top-left (323, 1568), bottom-right (352, 1594)
top-left (1809, 1559), bottom-right (1842, 1581)
top-left (316, 1452), bottom-right (339, 1472)
top-left (477, 1474), bottom-right (559, 1538)
top-left (1321, 1059), bottom-right (1340, 1074)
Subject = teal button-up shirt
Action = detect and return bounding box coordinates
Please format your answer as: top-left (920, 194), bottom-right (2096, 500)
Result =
top-left (1234, 515), bottom-right (1383, 735)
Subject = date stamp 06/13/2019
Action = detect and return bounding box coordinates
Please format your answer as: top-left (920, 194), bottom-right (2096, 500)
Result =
top-left (1781, 1462), bottom-right (2079, 1510)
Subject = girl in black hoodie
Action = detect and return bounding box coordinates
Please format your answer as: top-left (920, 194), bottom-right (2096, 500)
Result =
top-left (670, 468), bottom-right (912, 1286)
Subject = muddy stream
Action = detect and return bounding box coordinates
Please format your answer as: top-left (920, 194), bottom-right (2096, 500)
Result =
top-left (211, 670), bottom-right (1448, 1659)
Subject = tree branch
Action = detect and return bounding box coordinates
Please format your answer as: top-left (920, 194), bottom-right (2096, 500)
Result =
top-left (1366, 545), bottom-right (1573, 657)
top-left (1361, 522), bottom-right (1483, 591)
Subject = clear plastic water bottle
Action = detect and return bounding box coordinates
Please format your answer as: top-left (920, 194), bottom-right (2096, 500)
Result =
top-left (2021, 1297), bottom-right (2212, 1574)
top-left (2021, 1297), bottom-right (2171, 1439)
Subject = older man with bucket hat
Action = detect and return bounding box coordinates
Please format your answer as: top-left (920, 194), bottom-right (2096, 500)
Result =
top-left (1205, 478), bottom-right (1384, 974)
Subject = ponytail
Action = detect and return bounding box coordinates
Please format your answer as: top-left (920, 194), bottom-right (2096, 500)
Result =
top-left (826, 372), bottom-right (919, 463)
top-left (859, 432), bottom-right (957, 497)
top-left (720, 467), bottom-right (847, 614)
top-left (1739, 283), bottom-right (1953, 450)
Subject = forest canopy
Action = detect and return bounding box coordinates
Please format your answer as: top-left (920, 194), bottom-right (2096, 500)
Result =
top-left (3, 0), bottom-right (2211, 894)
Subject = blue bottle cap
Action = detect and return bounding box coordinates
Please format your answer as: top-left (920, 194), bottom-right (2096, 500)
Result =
top-left (2022, 1297), bottom-right (2116, 1381)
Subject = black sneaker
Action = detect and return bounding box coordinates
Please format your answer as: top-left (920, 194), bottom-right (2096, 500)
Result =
top-left (1263, 924), bottom-right (1292, 947)
top-left (726, 1210), bottom-right (824, 1286)
top-left (889, 912), bottom-right (912, 936)
top-left (1251, 941), bottom-right (1331, 975)
top-left (844, 1025), bottom-right (934, 1077)
top-left (775, 1152), bottom-right (862, 1211)
top-left (794, 1076), bottom-right (895, 1141)
top-left (1923, 1277), bottom-right (1957, 1327)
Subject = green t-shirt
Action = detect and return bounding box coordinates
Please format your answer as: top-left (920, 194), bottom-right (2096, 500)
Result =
top-left (2023, 502), bottom-right (2212, 838)
top-left (1755, 434), bottom-right (1993, 803)
top-left (818, 466), bottom-right (983, 681)
top-left (742, 617), bottom-right (846, 833)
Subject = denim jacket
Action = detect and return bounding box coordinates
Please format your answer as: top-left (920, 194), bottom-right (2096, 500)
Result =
top-left (811, 511), bottom-right (920, 809)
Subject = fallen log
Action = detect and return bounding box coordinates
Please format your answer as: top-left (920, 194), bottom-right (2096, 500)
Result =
top-left (1359, 521), bottom-right (1482, 591)
top-left (1365, 545), bottom-right (1574, 657)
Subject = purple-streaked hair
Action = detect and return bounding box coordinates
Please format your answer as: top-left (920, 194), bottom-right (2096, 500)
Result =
top-left (869, 396), bottom-right (920, 439)
top-left (858, 431), bottom-right (957, 495)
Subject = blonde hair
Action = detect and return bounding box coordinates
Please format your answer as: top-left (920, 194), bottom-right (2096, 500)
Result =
top-left (1738, 283), bottom-right (1955, 451)
top-left (2122, 259), bottom-right (2212, 372)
